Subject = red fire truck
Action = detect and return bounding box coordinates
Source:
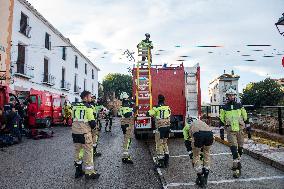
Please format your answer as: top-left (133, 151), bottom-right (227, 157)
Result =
top-left (132, 63), bottom-right (201, 139)
top-left (27, 89), bottom-right (67, 128)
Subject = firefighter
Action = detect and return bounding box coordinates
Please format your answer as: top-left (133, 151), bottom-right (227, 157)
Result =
top-left (219, 88), bottom-right (250, 178)
top-left (183, 117), bottom-right (194, 159)
top-left (72, 91), bottom-right (100, 179)
top-left (90, 96), bottom-right (102, 157)
top-left (95, 99), bottom-right (104, 131)
top-left (190, 119), bottom-right (214, 188)
top-left (148, 94), bottom-right (171, 168)
top-left (119, 92), bottom-right (135, 164)
top-left (63, 101), bottom-right (72, 126)
top-left (137, 33), bottom-right (153, 64)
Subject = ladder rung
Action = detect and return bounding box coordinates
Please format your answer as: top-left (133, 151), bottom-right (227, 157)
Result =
top-left (138, 54), bottom-right (148, 56)
top-left (137, 61), bottom-right (148, 64)
top-left (138, 97), bottom-right (150, 100)
top-left (139, 104), bottom-right (150, 106)
top-left (139, 70), bottom-right (149, 73)
top-left (138, 85), bottom-right (149, 87)
top-left (138, 91), bottom-right (149, 93)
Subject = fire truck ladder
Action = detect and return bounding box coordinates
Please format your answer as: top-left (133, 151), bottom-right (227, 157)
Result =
top-left (136, 47), bottom-right (152, 116)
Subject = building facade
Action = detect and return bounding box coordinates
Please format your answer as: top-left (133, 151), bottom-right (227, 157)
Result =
top-left (0, 0), bottom-right (99, 102)
top-left (208, 71), bottom-right (240, 117)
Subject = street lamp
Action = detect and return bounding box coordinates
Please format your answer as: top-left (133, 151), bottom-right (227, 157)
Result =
top-left (275, 13), bottom-right (284, 36)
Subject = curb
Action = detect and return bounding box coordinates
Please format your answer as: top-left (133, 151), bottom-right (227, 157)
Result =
top-left (214, 136), bottom-right (284, 172)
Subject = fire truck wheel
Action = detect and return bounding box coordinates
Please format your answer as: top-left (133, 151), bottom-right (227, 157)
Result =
top-left (45, 118), bottom-right (51, 128)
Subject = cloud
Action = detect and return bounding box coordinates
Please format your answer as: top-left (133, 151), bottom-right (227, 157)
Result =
top-left (27, 0), bottom-right (284, 102)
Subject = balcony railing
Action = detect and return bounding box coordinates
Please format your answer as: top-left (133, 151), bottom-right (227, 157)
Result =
top-left (19, 25), bottom-right (32, 38)
top-left (74, 86), bottom-right (81, 94)
top-left (14, 63), bottom-right (34, 79)
top-left (42, 73), bottom-right (56, 86)
top-left (61, 80), bottom-right (71, 91)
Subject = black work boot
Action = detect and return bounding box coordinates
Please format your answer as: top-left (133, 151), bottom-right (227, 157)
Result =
top-left (195, 173), bottom-right (205, 188)
top-left (122, 156), bottom-right (134, 164)
top-left (85, 172), bottom-right (100, 180)
top-left (157, 158), bottom-right (165, 168)
top-left (202, 168), bottom-right (209, 186)
top-left (232, 167), bottom-right (241, 178)
top-left (237, 162), bottom-right (242, 175)
top-left (164, 154), bottom-right (169, 167)
top-left (93, 147), bottom-right (102, 157)
top-left (74, 162), bottom-right (84, 178)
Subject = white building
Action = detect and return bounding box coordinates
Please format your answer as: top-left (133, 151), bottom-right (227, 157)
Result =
top-left (0, 0), bottom-right (99, 102)
top-left (208, 71), bottom-right (240, 117)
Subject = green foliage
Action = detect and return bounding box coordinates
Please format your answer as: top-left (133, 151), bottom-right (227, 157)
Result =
top-left (242, 78), bottom-right (284, 107)
top-left (102, 73), bottom-right (132, 99)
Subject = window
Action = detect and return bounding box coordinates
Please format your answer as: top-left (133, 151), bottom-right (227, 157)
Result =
top-left (20, 12), bottom-right (31, 37)
top-left (62, 47), bottom-right (67, 60)
top-left (61, 67), bottom-right (65, 87)
top-left (53, 99), bottom-right (61, 107)
top-left (214, 94), bottom-right (216, 102)
top-left (85, 63), bottom-right (87, 75)
top-left (30, 96), bottom-right (36, 103)
top-left (17, 44), bottom-right (25, 74)
top-left (84, 79), bottom-right (87, 90)
top-left (75, 55), bottom-right (78, 68)
top-left (43, 58), bottom-right (49, 82)
top-left (92, 69), bottom-right (94, 79)
top-left (45, 33), bottom-right (51, 50)
top-left (74, 74), bottom-right (78, 92)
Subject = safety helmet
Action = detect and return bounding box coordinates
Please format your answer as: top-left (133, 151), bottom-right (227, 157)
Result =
top-left (120, 92), bottom-right (129, 100)
top-left (226, 88), bottom-right (237, 95)
top-left (145, 33), bottom-right (150, 38)
top-left (158, 94), bottom-right (165, 102)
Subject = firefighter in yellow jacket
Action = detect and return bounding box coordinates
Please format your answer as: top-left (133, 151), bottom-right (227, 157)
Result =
top-left (72, 91), bottom-right (100, 179)
top-left (119, 92), bottom-right (135, 164)
top-left (189, 119), bottom-right (214, 188)
top-left (148, 94), bottom-right (171, 168)
top-left (219, 88), bottom-right (250, 178)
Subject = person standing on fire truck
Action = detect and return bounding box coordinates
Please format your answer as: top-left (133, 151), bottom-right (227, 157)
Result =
top-left (119, 92), bottom-right (135, 164)
top-left (72, 91), bottom-right (100, 179)
top-left (137, 33), bottom-right (153, 64)
top-left (219, 88), bottom-right (250, 178)
top-left (148, 94), bottom-right (171, 168)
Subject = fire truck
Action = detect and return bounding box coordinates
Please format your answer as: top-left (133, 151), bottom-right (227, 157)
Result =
top-left (27, 89), bottom-right (67, 128)
top-left (132, 47), bottom-right (201, 139)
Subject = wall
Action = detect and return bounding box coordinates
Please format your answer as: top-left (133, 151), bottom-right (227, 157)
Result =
top-left (9, 0), bottom-right (98, 102)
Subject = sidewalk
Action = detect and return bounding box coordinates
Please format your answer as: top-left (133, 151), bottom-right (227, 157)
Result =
top-left (212, 128), bottom-right (284, 172)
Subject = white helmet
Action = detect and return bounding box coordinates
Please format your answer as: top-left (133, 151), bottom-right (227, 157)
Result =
top-left (226, 88), bottom-right (237, 95)
top-left (120, 92), bottom-right (129, 100)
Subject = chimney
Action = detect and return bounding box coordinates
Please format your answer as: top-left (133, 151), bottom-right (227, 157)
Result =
top-left (223, 70), bottom-right (226, 74)
top-left (231, 70), bottom-right (234, 75)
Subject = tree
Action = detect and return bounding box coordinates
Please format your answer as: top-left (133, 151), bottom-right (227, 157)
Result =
top-left (102, 73), bottom-right (132, 100)
top-left (242, 78), bottom-right (284, 107)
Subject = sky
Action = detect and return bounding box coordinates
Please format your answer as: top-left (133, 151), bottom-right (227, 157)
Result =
top-left (28, 0), bottom-right (284, 102)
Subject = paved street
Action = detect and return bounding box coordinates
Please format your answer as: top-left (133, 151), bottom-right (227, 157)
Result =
top-left (0, 118), bottom-right (161, 189)
top-left (0, 118), bottom-right (284, 189)
top-left (147, 138), bottom-right (284, 189)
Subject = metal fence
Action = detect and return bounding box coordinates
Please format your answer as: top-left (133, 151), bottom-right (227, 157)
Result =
top-left (201, 105), bottom-right (284, 135)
